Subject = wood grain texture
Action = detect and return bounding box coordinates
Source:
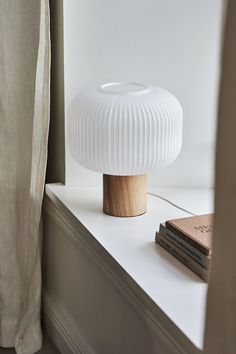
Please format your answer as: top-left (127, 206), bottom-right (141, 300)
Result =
top-left (103, 174), bottom-right (147, 217)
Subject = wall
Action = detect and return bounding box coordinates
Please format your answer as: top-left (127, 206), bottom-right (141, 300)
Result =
top-left (63, 0), bottom-right (223, 188)
top-left (42, 195), bottom-right (201, 354)
top-left (46, 0), bottom-right (65, 183)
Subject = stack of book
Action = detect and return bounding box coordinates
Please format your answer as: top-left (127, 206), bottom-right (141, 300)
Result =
top-left (155, 214), bottom-right (213, 282)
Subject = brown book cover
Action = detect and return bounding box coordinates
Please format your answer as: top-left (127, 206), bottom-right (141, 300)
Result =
top-left (165, 214), bottom-right (213, 255)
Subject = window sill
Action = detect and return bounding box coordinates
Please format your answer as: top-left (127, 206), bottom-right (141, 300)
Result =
top-left (44, 183), bottom-right (213, 352)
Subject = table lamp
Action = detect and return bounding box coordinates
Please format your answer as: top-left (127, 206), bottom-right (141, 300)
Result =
top-left (68, 82), bottom-right (183, 217)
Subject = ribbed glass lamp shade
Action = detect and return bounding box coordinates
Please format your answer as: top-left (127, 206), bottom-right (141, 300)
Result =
top-left (68, 82), bottom-right (183, 176)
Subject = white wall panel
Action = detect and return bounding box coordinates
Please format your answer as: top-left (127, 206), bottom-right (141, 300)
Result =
top-left (64, 0), bottom-right (223, 187)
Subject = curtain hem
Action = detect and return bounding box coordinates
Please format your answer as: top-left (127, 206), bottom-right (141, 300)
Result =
top-left (0, 320), bottom-right (42, 354)
top-left (15, 321), bottom-right (42, 354)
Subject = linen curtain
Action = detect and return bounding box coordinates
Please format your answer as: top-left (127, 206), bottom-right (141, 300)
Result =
top-left (204, 1), bottom-right (236, 354)
top-left (0, 1), bottom-right (50, 353)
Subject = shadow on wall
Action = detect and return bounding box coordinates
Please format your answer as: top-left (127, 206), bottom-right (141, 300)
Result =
top-left (46, 0), bottom-right (65, 184)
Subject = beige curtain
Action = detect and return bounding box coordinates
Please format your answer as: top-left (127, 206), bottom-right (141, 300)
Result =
top-left (204, 1), bottom-right (236, 354)
top-left (0, 1), bottom-right (50, 353)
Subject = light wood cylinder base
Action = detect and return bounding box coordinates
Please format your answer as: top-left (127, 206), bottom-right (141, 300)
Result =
top-left (103, 174), bottom-right (147, 217)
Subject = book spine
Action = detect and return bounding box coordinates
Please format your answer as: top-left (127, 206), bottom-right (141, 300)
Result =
top-left (156, 233), bottom-right (210, 282)
top-left (157, 224), bottom-right (210, 269)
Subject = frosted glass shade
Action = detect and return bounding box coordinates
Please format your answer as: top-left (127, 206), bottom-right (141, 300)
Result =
top-left (68, 82), bottom-right (183, 176)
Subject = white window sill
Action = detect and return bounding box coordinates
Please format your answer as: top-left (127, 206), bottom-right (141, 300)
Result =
top-left (45, 183), bottom-right (214, 352)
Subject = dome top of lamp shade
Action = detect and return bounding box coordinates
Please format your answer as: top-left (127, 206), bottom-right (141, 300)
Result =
top-left (68, 82), bottom-right (183, 176)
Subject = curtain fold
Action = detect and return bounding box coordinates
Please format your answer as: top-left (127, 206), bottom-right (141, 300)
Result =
top-left (0, 1), bottom-right (50, 353)
top-left (204, 1), bottom-right (236, 353)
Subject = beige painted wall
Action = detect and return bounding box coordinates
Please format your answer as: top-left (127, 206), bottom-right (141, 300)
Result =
top-left (42, 198), bottom-right (200, 354)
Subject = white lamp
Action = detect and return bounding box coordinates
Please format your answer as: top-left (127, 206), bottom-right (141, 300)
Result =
top-left (68, 82), bottom-right (183, 217)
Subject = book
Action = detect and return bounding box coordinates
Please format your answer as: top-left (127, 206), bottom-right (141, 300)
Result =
top-left (166, 214), bottom-right (213, 255)
top-left (159, 223), bottom-right (211, 269)
top-left (156, 232), bottom-right (210, 282)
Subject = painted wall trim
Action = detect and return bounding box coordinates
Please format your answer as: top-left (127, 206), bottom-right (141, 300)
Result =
top-left (43, 191), bottom-right (200, 354)
top-left (43, 291), bottom-right (95, 354)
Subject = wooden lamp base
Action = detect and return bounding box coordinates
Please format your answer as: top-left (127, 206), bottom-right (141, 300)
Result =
top-left (103, 174), bottom-right (147, 217)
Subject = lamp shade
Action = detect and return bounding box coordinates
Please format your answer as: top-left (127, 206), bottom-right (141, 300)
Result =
top-left (68, 82), bottom-right (183, 217)
top-left (68, 82), bottom-right (183, 176)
